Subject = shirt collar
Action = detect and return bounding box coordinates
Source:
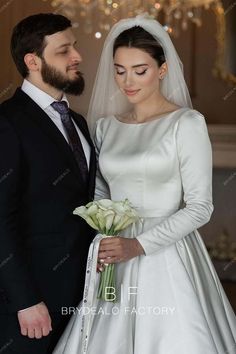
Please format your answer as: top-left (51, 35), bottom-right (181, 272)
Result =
top-left (21, 79), bottom-right (69, 110)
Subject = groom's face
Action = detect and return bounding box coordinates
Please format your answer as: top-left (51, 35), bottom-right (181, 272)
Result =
top-left (39, 28), bottom-right (85, 95)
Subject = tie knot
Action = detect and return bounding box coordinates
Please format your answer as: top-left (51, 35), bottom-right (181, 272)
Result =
top-left (51, 101), bottom-right (69, 115)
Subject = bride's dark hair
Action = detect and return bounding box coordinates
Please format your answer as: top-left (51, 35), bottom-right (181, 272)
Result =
top-left (113, 26), bottom-right (166, 67)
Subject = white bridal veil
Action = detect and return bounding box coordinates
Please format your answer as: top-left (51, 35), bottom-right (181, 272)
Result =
top-left (87, 13), bottom-right (192, 134)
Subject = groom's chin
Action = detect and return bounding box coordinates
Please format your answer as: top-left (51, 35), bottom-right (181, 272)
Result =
top-left (63, 76), bottom-right (85, 96)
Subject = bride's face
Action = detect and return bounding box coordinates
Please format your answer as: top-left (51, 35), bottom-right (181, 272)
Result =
top-left (113, 47), bottom-right (165, 104)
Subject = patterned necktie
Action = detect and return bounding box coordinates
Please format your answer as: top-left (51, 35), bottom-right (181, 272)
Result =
top-left (51, 101), bottom-right (89, 184)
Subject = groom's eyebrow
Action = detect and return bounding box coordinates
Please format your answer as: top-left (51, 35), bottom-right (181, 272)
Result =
top-left (55, 40), bottom-right (77, 49)
top-left (114, 63), bottom-right (148, 68)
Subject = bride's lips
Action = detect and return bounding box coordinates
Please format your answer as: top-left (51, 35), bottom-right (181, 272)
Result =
top-left (124, 89), bottom-right (140, 96)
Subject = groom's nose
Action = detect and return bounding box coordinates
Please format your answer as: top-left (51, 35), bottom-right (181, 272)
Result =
top-left (72, 48), bottom-right (82, 63)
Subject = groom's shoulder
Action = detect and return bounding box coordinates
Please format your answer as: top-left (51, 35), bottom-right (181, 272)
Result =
top-left (0, 94), bottom-right (17, 126)
top-left (0, 93), bottom-right (15, 112)
top-left (0, 88), bottom-right (25, 118)
top-left (0, 97), bottom-right (17, 131)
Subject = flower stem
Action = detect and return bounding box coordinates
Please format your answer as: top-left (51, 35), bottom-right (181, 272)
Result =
top-left (97, 263), bottom-right (116, 302)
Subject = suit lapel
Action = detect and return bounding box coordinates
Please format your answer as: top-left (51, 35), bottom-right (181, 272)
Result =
top-left (71, 112), bottom-right (96, 200)
top-left (14, 89), bottom-right (84, 183)
top-left (14, 88), bottom-right (96, 199)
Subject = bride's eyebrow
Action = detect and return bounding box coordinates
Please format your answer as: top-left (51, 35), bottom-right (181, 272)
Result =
top-left (114, 63), bottom-right (149, 68)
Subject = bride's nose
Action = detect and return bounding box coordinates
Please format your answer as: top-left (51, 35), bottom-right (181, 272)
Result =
top-left (124, 71), bottom-right (134, 87)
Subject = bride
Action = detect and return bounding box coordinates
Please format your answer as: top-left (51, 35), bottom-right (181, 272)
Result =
top-left (53, 14), bottom-right (236, 354)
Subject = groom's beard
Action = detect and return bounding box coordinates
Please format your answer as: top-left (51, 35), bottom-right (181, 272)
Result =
top-left (41, 57), bottom-right (85, 95)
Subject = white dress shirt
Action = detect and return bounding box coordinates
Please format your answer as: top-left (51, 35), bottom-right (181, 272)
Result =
top-left (21, 79), bottom-right (90, 168)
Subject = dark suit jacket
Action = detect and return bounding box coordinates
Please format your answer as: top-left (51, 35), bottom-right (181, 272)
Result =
top-left (0, 88), bottom-right (96, 314)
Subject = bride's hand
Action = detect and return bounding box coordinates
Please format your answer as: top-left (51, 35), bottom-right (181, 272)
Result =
top-left (97, 262), bottom-right (104, 272)
top-left (98, 237), bottom-right (145, 264)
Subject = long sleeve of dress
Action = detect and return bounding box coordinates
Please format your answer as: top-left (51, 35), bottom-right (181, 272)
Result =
top-left (136, 112), bottom-right (214, 255)
top-left (94, 119), bottom-right (111, 200)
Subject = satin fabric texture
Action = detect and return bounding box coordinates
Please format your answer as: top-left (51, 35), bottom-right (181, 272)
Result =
top-left (53, 108), bottom-right (236, 354)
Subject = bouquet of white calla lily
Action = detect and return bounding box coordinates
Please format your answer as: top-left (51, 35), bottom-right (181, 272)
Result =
top-left (96, 199), bottom-right (114, 209)
top-left (73, 198), bottom-right (138, 301)
top-left (73, 206), bottom-right (99, 231)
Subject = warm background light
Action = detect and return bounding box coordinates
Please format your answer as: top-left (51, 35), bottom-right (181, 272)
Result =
top-left (44, 0), bottom-right (221, 37)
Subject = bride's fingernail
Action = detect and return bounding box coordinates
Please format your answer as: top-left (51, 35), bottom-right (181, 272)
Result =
top-left (99, 259), bottom-right (105, 263)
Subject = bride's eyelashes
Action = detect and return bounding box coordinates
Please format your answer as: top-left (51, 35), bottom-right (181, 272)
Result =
top-left (135, 69), bottom-right (148, 75)
top-left (116, 69), bottom-right (148, 76)
top-left (115, 70), bottom-right (125, 75)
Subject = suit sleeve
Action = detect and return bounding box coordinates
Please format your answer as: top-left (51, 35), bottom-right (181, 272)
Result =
top-left (0, 114), bottom-right (42, 311)
top-left (136, 111), bottom-right (214, 255)
top-left (93, 119), bottom-right (111, 200)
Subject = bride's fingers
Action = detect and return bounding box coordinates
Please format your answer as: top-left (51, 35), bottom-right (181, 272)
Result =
top-left (99, 237), bottom-right (122, 247)
top-left (97, 263), bottom-right (104, 272)
top-left (99, 243), bottom-right (117, 252)
top-left (99, 256), bottom-right (121, 264)
top-left (99, 242), bottom-right (124, 253)
top-left (99, 250), bottom-right (120, 259)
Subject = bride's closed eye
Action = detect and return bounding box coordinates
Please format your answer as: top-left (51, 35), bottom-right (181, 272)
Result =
top-left (115, 69), bottom-right (148, 76)
top-left (135, 69), bottom-right (148, 76)
top-left (116, 70), bottom-right (126, 75)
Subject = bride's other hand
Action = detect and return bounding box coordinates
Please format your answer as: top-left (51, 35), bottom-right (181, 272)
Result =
top-left (98, 237), bottom-right (145, 264)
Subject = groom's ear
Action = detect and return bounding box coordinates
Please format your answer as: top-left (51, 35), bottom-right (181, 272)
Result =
top-left (24, 53), bottom-right (40, 73)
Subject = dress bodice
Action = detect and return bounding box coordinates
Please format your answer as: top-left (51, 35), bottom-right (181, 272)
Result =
top-left (95, 108), bottom-right (211, 218)
top-left (94, 108), bottom-right (213, 255)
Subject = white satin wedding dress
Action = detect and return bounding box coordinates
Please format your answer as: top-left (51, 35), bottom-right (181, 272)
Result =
top-left (53, 108), bottom-right (236, 354)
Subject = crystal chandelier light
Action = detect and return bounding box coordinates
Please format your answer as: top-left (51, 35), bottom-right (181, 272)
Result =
top-left (44, 0), bottom-right (221, 37)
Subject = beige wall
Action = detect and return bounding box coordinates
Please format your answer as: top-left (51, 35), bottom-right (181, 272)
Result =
top-left (0, 0), bottom-right (235, 124)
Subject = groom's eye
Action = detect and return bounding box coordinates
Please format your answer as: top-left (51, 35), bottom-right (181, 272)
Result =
top-left (57, 48), bottom-right (69, 55)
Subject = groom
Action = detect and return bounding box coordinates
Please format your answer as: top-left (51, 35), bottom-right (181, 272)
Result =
top-left (0, 13), bottom-right (96, 353)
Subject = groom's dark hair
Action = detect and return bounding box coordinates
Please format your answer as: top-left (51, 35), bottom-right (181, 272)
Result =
top-left (11, 13), bottom-right (72, 78)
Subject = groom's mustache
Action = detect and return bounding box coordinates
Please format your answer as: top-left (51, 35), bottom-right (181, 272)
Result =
top-left (67, 64), bottom-right (80, 71)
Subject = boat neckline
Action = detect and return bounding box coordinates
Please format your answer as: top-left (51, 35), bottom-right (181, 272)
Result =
top-left (112, 107), bottom-right (187, 126)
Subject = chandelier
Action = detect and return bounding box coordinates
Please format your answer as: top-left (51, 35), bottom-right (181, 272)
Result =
top-left (45, 0), bottom-right (221, 37)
